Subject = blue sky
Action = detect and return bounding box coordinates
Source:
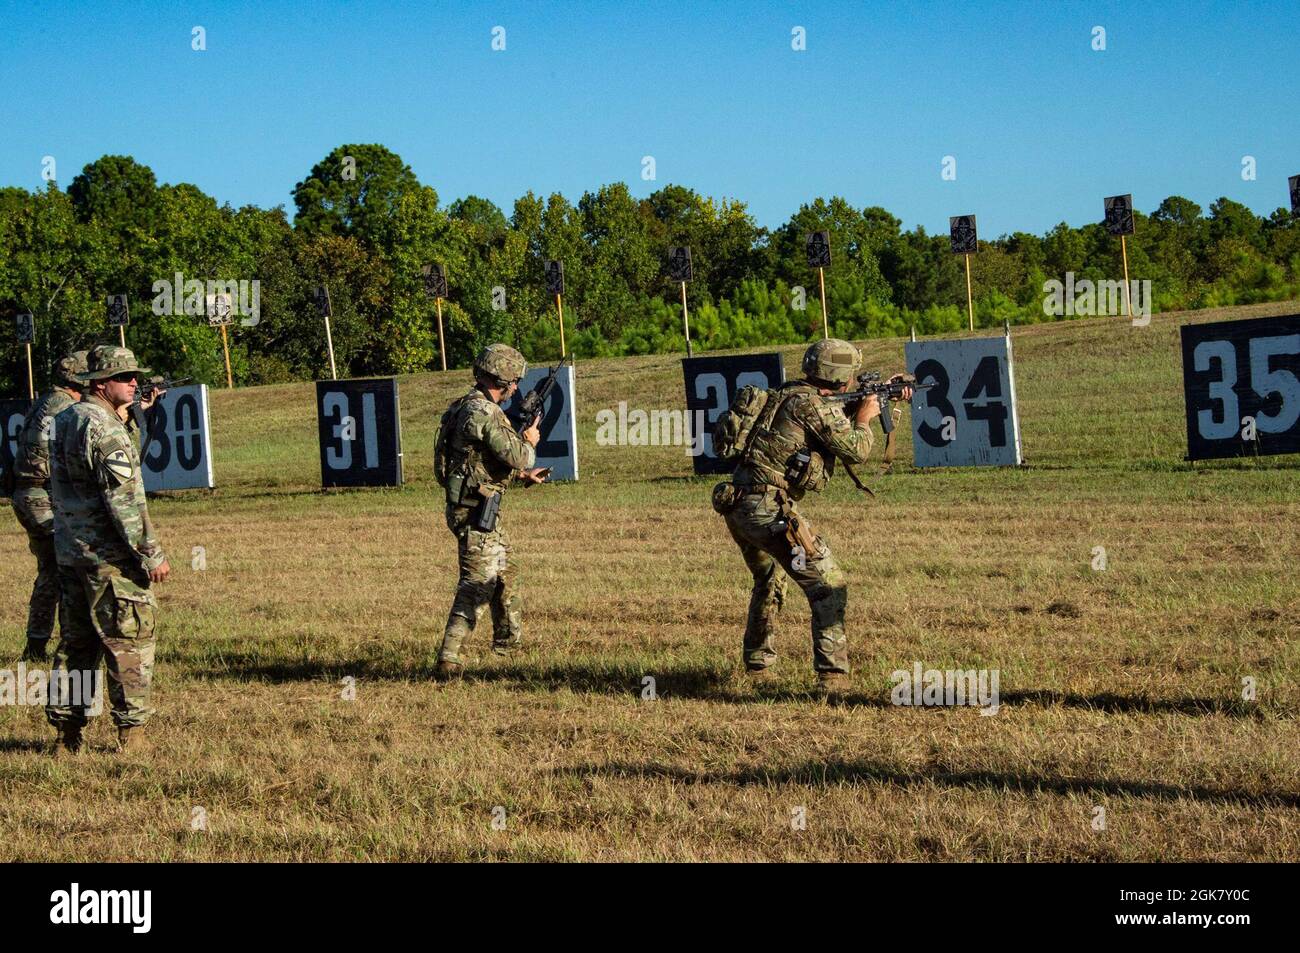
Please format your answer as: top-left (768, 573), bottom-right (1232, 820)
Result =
top-left (1, 0), bottom-right (1296, 236)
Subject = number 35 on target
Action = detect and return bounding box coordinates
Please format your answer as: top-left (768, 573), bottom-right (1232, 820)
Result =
top-left (1180, 314), bottom-right (1300, 461)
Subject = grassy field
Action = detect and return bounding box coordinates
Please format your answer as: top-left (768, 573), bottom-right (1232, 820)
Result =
top-left (2, 301), bottom-right (1298, 861)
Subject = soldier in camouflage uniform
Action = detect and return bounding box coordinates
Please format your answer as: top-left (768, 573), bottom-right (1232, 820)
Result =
top-left (45, 346), bottom-right (171, 754)
top-left (434, 344), bottom-right (548, 678)
top-left (9, 352), bottom-right (87, 662)
top-left (721, 339), bottom-right (911, 695)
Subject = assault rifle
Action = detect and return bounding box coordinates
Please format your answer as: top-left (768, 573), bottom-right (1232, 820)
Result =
top-left (825, 371), bottom-right (935, 488)
top-left (827, 371), bottom-right (933, 439)
top-left (509, 356), bottom-right (571, 433)
top-left (135, 376), bottom-right (192, 404)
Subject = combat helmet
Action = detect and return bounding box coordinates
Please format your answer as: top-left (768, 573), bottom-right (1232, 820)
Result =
top-left (474, 343), bottom-right (527, 385)
top-left (802, 338), bottom-right (860, 387)
top-left (55, 350), bottom-right (90, 390)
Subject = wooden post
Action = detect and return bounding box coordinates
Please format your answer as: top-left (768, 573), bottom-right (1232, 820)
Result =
top-left (680, 280), bottom-right (693, 358)
top-left (910, 325), bottom-right (916, 343)
top-left (1120, 235), bottom-right (1133, 320)
top-left (323, 286), bottom-right (338, 380)
top-left (818, 266), bottom-right (829, 338)
top-left (25, 343), bottom-right (34, 399)
top-left (964, 253), bottom-right (975, 332)
top-left (434, 297), bottom-right (447, 372)
top-left (556, 292), bottom-right (567, 358)
top-left (118, 326), bottom-right (126, 348)
top-left (220, 324), bottom-right (233, 389)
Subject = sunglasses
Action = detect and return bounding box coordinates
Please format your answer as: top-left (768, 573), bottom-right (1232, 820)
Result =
top-left (109, 373), bottom-right (140, 384)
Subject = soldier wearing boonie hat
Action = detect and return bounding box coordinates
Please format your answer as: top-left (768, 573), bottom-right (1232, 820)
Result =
top-left (46, 345), bottom-right (170, 755)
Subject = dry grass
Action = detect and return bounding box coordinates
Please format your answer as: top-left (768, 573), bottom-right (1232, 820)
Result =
top-left (2, 301), bottom-right (1297, 861)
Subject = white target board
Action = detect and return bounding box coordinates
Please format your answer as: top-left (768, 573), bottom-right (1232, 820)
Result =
top-left (906, 336), bottom-right (1023, 467)
top-left (503, 364), bottom-right (578, 481)
top-left (140, 385), bottom-right (215, 491)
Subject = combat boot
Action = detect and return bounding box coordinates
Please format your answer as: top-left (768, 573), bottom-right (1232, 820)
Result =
top-left (52, 724), bottom-right (83, 756)
top-left (491, 640), bottom-right (519, 658)
top-left (746, 664), bottom-right (779, 686)
top-left (434, 660), bottom-right (464, 681)
top-left (815, 672), bottom-right (852, 700)
top-left (115, 726), bottom-right (151, 755)
top-left (20, 638), bottom-right (48, 663)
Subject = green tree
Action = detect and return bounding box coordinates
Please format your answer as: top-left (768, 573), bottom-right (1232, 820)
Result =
top-left (292, 144), bottom-right (421, 244)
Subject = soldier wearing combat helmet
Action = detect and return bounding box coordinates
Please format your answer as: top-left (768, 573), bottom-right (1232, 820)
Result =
top-left (432, 343), bottom-right (550, 678)
top-left (45, 345), bottom-right (170, 755)
top-left (718, 338), bottom-right (911, 696)
top-left (8, 352), bottom-right (87, 662)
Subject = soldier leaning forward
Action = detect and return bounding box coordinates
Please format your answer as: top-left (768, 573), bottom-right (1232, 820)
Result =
top-left (8, 352), bottom-right (87, 662)
top-left (710, 338), bottom-right (911, 696)
top-left (46, 346), bottom-right (171, 755)
top-left (432, 344), bottom-right (549, 678)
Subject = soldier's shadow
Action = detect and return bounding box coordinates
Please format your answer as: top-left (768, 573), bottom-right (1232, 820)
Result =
top-left (554, 759), bottom-right (1300, 809)
top-left (190, 656), bottom-right (1273, 719)
top-left (0, 738), bottom-right (51, 754)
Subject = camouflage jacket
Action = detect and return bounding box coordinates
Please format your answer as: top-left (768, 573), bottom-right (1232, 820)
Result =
top-left (442, 386), bottom-right (536, 506)
top-left (12, 389), bottom-right (80, 489)
top-left (50, 394), bottom-right (166, 574)
top-left (732, 381), bottom-right (874, 498)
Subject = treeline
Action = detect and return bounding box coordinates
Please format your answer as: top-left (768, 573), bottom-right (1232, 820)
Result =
top-left (3, 143), bottom-right (1299, 392)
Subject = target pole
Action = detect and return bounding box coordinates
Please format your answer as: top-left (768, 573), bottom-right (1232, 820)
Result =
top-left (556, 292), bottom-right (567, 358)
top-left (25, 342), bottom-right (34, 399)
top-left (680, 280), bottom-right (693, 358)
top-left (817, 266), bottom-right (829, 338)
top-left (1120, 235), bottom-right (1133, 320)
top-left (323, 286), bottom-right (338, 380)
top-left (435, 297), bottom-right (447, 371)
top-left (118, 325), bottom-right (126, 348)
top-left (964, 253), bottom-right (975, 332)
top-left (220, 324), bottom-right (233, 389)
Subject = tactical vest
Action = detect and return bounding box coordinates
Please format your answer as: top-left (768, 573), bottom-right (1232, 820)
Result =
top-left (13, 389), bottom-right (79, 487)
top-left (441, 389), bottom-right (518, 506)
top-left (733, 382), bottom-right (833, 497)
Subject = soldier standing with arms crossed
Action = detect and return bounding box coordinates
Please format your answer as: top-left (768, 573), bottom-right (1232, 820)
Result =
top-left (433, 344), bottom-right (549, 678)
top-left (46, 346), bottom-right (170, 754)
top-left (9, 352), bottom-right (87, 662)
top-left (714, 339), bottom-right (911, 697)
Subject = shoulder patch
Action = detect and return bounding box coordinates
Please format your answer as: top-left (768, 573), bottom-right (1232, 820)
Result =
top-left (809, 396), bottom-right (852, 432)
top-left (101, 448), bottom-right (135, 486)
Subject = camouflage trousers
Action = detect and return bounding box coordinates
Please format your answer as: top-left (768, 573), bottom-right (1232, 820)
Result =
top-left (11, 487), bottom-right (63, 642)
top-left (724, 488), bottom-right (850, 674)
top-left (438, 512), bottom-right (522, 664)
top-left (45, 565), bottom-right (157, 729)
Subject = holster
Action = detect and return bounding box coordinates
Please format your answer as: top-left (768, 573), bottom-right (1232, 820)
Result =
top-left (472, 486), bottom-right (501, 532)
top-left (775, 491), bottom-right (819, 557)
